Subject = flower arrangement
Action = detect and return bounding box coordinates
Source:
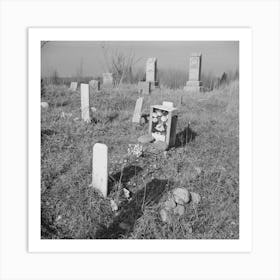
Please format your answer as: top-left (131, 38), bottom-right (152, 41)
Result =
top-left (127, 143), bottom-right (143, 158)
top-left (151, 109), bottom-right (169, 136)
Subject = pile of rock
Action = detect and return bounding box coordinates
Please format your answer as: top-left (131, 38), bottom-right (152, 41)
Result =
top-left (159, 187), bottom-right (201, 223)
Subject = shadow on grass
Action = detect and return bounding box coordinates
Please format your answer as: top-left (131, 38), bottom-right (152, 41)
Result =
top-left (108, 165), bottom-right (143, 193)
top-left (175, 124), bottom-right (198, 147)
top-left (95, 178), bottom-right (170, 239)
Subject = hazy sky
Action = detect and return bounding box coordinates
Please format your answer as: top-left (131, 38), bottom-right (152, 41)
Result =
top-left (41, 41), bottom-right (239, 78)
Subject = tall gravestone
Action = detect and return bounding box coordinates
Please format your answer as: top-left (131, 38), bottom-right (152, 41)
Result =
top-left (184, 53), bottom-right (203, 92)
top-left (80, 83), bottom-right (90, 122)
top-left (102, 73), bottom-right (113, 88)
top-left (92, 143), bottom-right (108, 197)
top-left (132, 97), bottom-right (143, 123)
top-left (146, 57), bottom-right (158, 88)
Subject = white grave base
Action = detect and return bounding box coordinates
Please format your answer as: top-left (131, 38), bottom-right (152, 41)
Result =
top-left (152, 132), bottom-right (166, 142)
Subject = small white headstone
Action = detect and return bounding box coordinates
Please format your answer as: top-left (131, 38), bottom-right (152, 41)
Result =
top-left (162, 101), bottom-right (173, 108)
top-left (92, 143), bottom-right (108, 197)
top-left (132, 97), bottom-right (143, 123)
top-left (70, 82), bottom-right (78, 91)
top-left (80, 83), bottom-right (90, 122)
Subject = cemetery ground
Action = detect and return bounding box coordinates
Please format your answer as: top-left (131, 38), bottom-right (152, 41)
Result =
top-left (41, 81), bottom-right (239, 239)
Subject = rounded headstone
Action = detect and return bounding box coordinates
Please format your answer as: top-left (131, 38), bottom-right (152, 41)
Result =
top-left (172, 188), bottom-right (191, 205)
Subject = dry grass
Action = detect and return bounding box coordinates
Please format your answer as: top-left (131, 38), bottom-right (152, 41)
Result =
top-left (41, 81), bottom-right (239, 239)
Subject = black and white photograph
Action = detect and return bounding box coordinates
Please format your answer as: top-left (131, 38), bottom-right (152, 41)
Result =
top-left (1, 0), bottom-right (280, 279)
top-left (40, 41), bottom-right (239, 240)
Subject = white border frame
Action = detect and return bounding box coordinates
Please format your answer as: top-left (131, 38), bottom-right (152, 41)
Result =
top-left (28, 27), bottom-right (252, 253)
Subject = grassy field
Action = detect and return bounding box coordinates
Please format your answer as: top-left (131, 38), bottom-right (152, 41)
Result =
top-left (41, 81), bottom-right (239, 239)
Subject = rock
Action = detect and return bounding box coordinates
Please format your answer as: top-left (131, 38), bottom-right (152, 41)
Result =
top-left (138, 134), bottom-right (155, 144)
top-left (41, 102), bottom-right (49, 109)
top-left (163, 198), bottom-right (176, 210)
top-left (119, 222), bottom-right (130, 231)
top-left (173, 205), bottom-right (185, 216)
top-left (172, 188), bottom-right (191, 205)
top-left (153, 141), bottom-right (168, 151)
top-left (190, 192), bottom-right (201, 204)
top-left (91, 107), bottom-right (97, 113)
top-left (159, 208), bottom-right (170, 223)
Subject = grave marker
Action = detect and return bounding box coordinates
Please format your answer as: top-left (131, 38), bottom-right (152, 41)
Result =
top-left (70, 82), bottom-right (78, 91)
top-left (89, 79), bottom-right (100, 93)
top-left (132, 97), bottom-right (143, 123)
top-left (148, 102), bottom-right (178, 148)
top-left (138, 81), bottom-right (151, 95)
top-left (92, 143), bottom-right (108, 197)
top-left (184, 53), bottom-right (203, 92)
top-left (102, 73), bottom-right (113, 87)
top-left (80, 83), bottom-right (90, 122)
top-left (146, 57), bottom-right (159, 88)
top-left (162, 101), bottom-right (174, 108)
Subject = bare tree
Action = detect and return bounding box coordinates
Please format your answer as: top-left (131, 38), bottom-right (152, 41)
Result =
top-left (100, 43), bottom-right (142, 86)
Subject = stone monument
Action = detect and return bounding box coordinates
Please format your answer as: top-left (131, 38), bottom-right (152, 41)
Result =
top-left (146, 57), bottom-right (158, 88)
top-left (184, 53), bottom-right (203, 92)
top-left (138, 81), bottom-right (151, 95)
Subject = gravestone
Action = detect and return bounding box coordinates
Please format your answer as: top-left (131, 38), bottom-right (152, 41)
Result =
top-left (146, 57), bottom-right (159, 88)
top-left (132, 97), bottom-right (143, 123)
top-left (139, 101), bottom-right (178, 150)
top-left (162, 101), bottom-right (174, 108)
top-left (89, 79), bottom-right (100, 93)
top-left (80, 83), bottom-right (90, 122)
top-left (138, 81), bottom-right (151, 95)
top-left (102, 73), bottom-right (113, 87)
top-left (92, 143), bottom-right (108, 197)
top-left (184, 53), bottom-right (203, 92)
top-left (69, 82), bottom-right (78, 91)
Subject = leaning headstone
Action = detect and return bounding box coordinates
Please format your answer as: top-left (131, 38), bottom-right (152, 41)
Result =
top-left (147, 102), bottom-right (178, 149)
top-left (102, 73), bottom-right (113, 88)
top-left (146, 57), bottom-right (159, 88)
top-left (138, 81), bottom-right (151, 95)
top-left (92, 143), bottom-right (108, 197)
top-left (132, 97), bottom-right (143, 123)
top-left (69, 82), bottom-right (78, 91)
top-left (184, 53), bottom-right (203, 92)
top-left (80, 83), bottom-right (90, 122)
top-left (89, 79), bottom-right (100, 93)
